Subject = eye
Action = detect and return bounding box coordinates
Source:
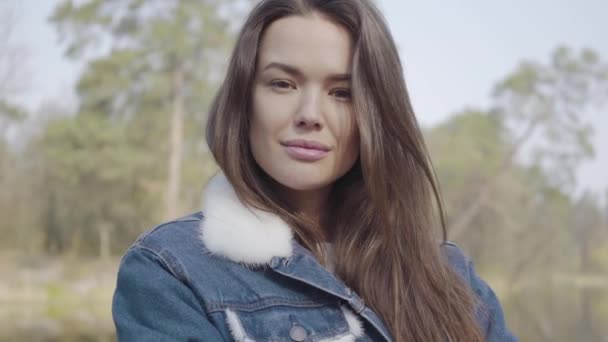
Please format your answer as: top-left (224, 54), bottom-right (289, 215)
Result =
top-left (269, 80), bottom-right (295, 90)
top-left (330, 88), bottom-right (352, 101)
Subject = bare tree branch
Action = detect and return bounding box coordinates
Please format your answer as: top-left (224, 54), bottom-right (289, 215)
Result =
top-left (450, 114), bottom-right (544, 240)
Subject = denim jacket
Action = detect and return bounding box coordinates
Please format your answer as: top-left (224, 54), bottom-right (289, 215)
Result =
top-left (112, 174), bottom-right (517, 341)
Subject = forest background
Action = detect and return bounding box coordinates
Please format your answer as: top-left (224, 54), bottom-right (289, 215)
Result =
top-left (1, 1), bottom-right (607, 341)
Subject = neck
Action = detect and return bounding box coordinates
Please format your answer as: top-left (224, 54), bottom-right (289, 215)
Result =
top-left (275, 183), bottom-right (332, 225)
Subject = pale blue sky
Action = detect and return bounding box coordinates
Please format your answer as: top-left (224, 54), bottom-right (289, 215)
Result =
top-left (7, 0), bottom-right (608, 194)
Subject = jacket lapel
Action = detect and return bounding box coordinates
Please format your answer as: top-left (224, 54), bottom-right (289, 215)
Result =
top-left (269, 244), bottom-right (393, 342)
top-left (199, 173), bottom-right (392, 341)
top-left (200, 173), bottom-right (293, 265)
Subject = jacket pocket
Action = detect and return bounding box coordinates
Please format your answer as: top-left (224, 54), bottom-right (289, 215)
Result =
top-left (223, 303), bottom-right (364, 342)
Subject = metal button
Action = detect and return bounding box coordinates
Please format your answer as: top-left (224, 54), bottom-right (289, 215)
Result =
top-left (289, 325), bottom-right (307, 341)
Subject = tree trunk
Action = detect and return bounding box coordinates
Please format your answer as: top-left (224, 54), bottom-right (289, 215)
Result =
top-left (165, 64), bottom-right (184, 220)
top-left (99, 222), bottom-right (111, 261)
top-left (449, 116), bottom-right (542, 240)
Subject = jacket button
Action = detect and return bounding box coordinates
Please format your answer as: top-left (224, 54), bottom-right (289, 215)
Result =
top-left (289, 325), bottom-right (307, 341)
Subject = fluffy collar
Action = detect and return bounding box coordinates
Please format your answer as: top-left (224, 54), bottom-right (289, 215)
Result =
top-left (200, 173), bottom-right (294, 265)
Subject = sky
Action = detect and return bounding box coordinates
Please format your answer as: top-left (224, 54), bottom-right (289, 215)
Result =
top-left (374, 0), bottom-right (608, 195)
top-left (6, 0), bottom-right (608, 194)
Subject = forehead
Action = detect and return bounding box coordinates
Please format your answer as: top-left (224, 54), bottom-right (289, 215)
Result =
top-left (257, 14), bottom-right (353, 74)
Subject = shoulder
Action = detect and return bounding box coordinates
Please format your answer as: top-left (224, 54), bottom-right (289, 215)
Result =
top-left (440, 241), bottom-right (491, 303)
top-left (440, 241), bottom-right (518, 341)
top-left (130, 211), bottom-right (207, 255)
top-left (117, 212), bottom-right (215, 280)
top-left (440, 241), bottom-right (472, 282)
top-left (116, 210), bottom-right (250, 293)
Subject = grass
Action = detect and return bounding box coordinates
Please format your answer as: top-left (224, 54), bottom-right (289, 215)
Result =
top-left (0, 251), bottom-right (118, 340)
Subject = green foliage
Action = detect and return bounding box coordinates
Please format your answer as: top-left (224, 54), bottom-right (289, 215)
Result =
top-left (0, 3), bottom-right (607, 339)
top-left (493, 47), bottom-right (608, 190)
top-left (429, 107), bottom-right (582, 274)
top-left (28, 0), bottom-right (245, 255)
top-left (426, 47), bottom-right (608, 281)
top-left (0, 99), bottom-right (26, 121)
top-left (38, 114), bottom-right (158, 254)
top-left (428, 109), bottom-right (507, 191)
top-left (1, 2), bottom-right (606, 306)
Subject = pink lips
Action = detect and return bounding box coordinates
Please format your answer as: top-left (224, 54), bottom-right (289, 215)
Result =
top-left (281, 139), bottom-right (330, 161)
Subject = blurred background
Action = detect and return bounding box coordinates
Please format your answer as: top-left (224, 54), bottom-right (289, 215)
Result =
top-left (1, 0), bottom-right (606, 341)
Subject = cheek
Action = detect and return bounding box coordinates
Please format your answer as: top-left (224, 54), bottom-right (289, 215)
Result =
top-left (249, 87), bottom-right (294, 168)
top-left (344, 126), bottom-right (360, 164)
top-left (250, 90), bottom-right (274, 146)
top-left (250, 87), bottom-right (293, 137)
top-left (331, 109), bottom-right (360, 156)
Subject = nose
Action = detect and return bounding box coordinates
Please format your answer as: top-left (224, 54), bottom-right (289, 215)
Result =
top-left (294, 89), bottom-right (323, 130)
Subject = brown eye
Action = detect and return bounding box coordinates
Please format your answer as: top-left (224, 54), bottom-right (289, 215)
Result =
top-left (331, 88), bottom-right (352, 100)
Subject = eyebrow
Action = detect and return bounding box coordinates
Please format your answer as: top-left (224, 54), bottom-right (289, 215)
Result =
top-left (262, 62), bottom-right (351, 82)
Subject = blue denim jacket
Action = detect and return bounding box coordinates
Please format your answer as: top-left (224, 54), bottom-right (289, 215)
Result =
top-left (112, 174), bottom-right (517, 341)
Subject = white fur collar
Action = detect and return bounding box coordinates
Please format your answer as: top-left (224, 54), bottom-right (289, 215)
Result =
top-left (200, 173), bottom-right (294, 265)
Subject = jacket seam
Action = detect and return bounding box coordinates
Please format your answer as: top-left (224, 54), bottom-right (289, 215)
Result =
top-left (132, 244), bottom-right (187, 282)
top-left (207, 298), bottom-right (334, 313)
top-left (136, 212), bottom-right (203, 244)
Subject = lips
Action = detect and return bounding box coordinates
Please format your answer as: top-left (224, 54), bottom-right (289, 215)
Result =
top-left (281, 139), bottom-right (330, 151)
top-left (280, 139), bottom-right (331, 161)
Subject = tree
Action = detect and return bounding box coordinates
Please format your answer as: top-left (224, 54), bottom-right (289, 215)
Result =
top-left (572, 192), bottom-right (607, 272)
top-left (448, 47), bottom-right (608, 241)
top-left (38, 114), bottom-right (153, 255)
top-left (38, 0), bottom-right (250, 256)
top-left (426, 48), bottom-right (608, 294)
top-left (0, 3), bottom-right (30, 251)
top-left (430, 112), bottom-right (582, 295)
top-left (0, 3), bottom-right (28, 136)
top-left (51, 0), bottom-right (248, 222)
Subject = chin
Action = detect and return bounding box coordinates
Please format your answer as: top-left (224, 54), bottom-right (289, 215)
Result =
top-left (272, 171), bottom-right (334, 192)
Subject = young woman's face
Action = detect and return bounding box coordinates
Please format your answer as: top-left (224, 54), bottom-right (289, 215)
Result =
top-left (250, 14), bottom-right (359, 194)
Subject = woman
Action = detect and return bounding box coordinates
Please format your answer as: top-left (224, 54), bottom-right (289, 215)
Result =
top-left (113, 0), bottom-right (516, 341)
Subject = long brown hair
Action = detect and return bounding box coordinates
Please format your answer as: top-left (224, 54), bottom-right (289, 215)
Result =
top-left (206, 0), bottom-right (484, 340)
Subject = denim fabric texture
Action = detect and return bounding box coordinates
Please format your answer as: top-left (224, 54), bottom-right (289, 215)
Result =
top-left (112, 175), bottom-right (517, 341)
top-left (112, 212), bottom-right (517, 341)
